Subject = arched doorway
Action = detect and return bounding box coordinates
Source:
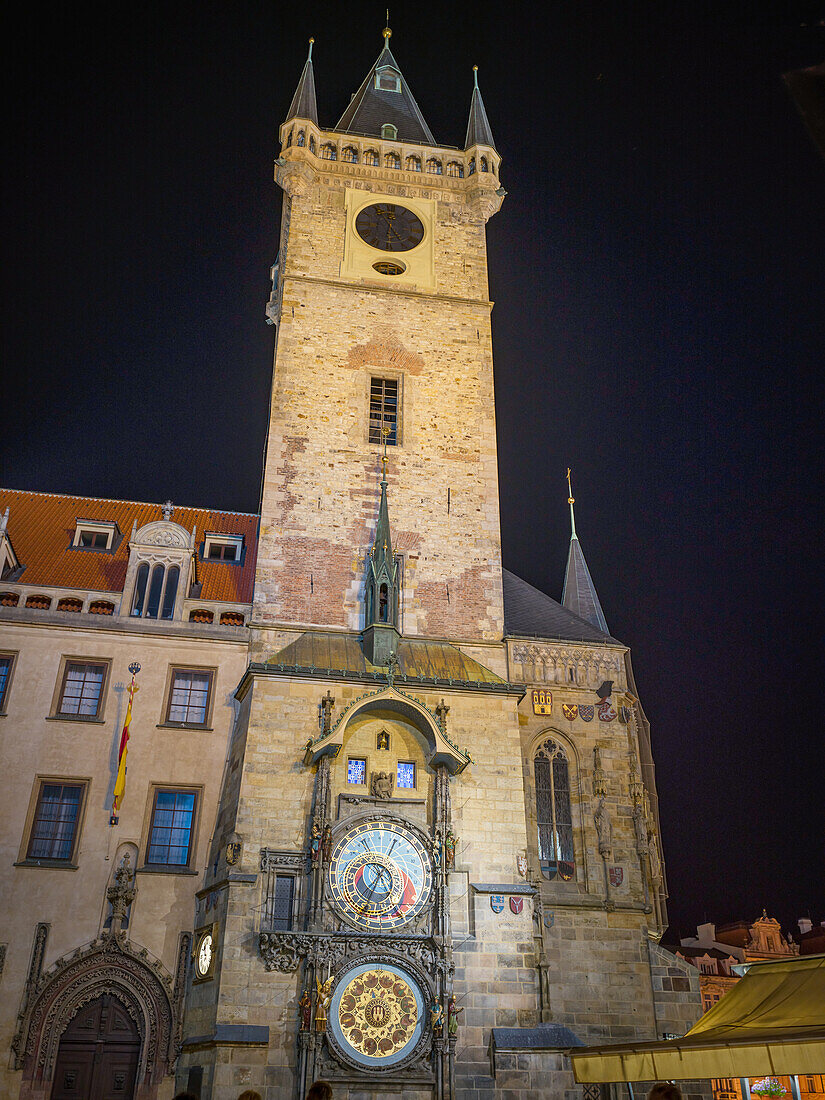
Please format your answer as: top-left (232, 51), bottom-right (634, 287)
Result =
top-left (50, 994), bottom-right (140, 1100)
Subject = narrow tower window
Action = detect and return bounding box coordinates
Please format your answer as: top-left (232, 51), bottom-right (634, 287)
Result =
top-left (379, 583), bottom-right (389, 621)
top-left (369, 377), bottom-right (399, 445)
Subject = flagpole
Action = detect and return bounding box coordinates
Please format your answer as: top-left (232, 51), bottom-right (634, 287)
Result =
top-left (110, 662), bottom-right (141, 827)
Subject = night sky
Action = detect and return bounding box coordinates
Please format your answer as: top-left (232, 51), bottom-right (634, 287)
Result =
top-left (3, 2), bottom-right (824, 938)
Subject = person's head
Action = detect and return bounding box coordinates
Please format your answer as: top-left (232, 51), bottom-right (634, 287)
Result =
top-left (306, 1082), bottom-right (333, 1100)
top-left (237, 1092), bottom-right (262, 1100)
top-left (648, 1085), bottom-right (682, 1100)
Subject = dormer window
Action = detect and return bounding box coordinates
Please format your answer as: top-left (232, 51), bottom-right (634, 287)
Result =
top-left (203, 534), bottom-right (244, 563)
top-left (375, 66), bottom-right (401, 93)
top-left (132, 563), bottom-right (180, 620)
top-left (381, 123), bottom-right (398, 140)
top-left (73, 521), bottom-right (118, 551)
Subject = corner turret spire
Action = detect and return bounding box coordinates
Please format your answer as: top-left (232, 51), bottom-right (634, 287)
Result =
top-left (285, 37), bottom-right (318, 126)
top-left (362, 430), bottom-right (401, 666)
top-left (561, 470), bottom-right (609, 634)
top-left (465, 66), bottom-right (496, 151)
top-left (335, 25), bottom-right (436, 145)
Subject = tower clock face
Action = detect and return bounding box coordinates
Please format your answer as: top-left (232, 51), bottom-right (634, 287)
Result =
top-left (355, 203), bottom-right (425, 252)
top-left (196, 932), bottom-right (213, 977)
top-left (328, 819), bottom-right (432, 930)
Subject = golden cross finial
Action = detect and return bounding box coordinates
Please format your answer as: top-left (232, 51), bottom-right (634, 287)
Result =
top-left (381, 425), bottom-right (390, 476)
top-left (566, 467), bottom-right (574, 505)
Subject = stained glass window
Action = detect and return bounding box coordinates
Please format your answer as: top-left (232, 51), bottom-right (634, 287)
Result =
top-left (347, 758), bottom-right (366, 785)
top-left (397, 761), bottom-right (416, 789)
top-left (534, 739), bottom-right (574, 870)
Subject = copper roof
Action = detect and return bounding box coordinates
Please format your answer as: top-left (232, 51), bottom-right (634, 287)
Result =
top-left (0, 489), bottom-right (258, 604)
top-left (265, 630), bottom-right (507, 686)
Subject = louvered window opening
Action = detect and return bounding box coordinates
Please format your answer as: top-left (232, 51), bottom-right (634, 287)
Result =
top-left (262, 873), bottom-right (295, 931)
top-left (535, 739), bottom-right (574, 865)
top-left (369, 378), bottom-right (398, 445)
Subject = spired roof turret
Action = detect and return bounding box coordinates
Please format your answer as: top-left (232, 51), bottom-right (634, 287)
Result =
top-left (335, 27), bottom-right (436, 145)
top-left (465, 66), bottom-right (496, 150)
top-left (561, 472), bottom-right (610, 635)
top-left (285, 38), bottom-right (318, 125)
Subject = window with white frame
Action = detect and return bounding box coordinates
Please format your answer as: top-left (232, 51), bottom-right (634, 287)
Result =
top-left (165, 668), bottom-right (213, 727)
top-left (72, 520), bottom-right (118, 550)
top-left (132, 562), bottom-right (180, 619)
top-left (203, 534), bottom-right (244, 562)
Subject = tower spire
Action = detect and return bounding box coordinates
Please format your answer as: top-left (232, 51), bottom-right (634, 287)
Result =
top-left (362, 428), bottom-right (400, 666)
top-left (561, 470), bottom-right (609, 634)
top-left (465, 65), bottom-right (497, 150)
top-left (285, 37), bottom-right (318, 126)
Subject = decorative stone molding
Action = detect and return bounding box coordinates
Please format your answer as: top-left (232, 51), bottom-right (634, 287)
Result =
top-left (14, 932), bottom-right (175, 1093)
top-left (511, 642), bottom-right (624, 687)
top-left (259, 931), bottom-right (439, 977)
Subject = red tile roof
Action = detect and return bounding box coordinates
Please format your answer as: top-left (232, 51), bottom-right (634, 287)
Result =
top-left (0, 489), bottom-right (259, 604)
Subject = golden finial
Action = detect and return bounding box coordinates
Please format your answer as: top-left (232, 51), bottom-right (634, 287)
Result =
top-left (383, 10), bottom-right (391, 39)
top-left (473, 64), bottom-right (479, 89)
top-left (381, 425), bottom-right (390, 477)
top-left (566, 468), bottom-right (577, 539)
top-left (307, 37), bottom-right (314, 59)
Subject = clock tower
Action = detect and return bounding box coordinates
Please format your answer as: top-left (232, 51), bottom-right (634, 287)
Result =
top-left (254, 27), bottom-right (505, 649)
top-left (178, 26), bottom-right (697, 1100)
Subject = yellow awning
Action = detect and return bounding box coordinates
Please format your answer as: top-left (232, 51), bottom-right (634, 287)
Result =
top-left (571, 954), bottom-right (825, 1082)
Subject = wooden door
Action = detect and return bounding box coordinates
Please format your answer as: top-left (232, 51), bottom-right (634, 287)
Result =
top-left (51, 993), bottom-right (140, 1100)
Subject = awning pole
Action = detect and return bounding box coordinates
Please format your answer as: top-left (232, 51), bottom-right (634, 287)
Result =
top-left (628, 1083), bottom-right (635, 1100)
top-left (790, 1077), bottom-right (802, 1100)
top-left (741, 1079), bottom-right (751, 1100)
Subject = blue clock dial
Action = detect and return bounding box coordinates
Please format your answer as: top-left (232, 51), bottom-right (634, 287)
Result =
top-left (328, 820), bottom-right (432, 930)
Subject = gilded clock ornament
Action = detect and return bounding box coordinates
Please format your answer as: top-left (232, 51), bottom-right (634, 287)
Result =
top-left (328, 962), bottom-right (426, 1069)
top-left (355, 203), bottom-right (425, 252)
top-left (327, 818), bottom-right (432, 931)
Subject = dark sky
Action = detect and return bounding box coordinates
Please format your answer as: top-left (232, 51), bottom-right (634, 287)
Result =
top-left (3, 1), bottom-right (824, 937)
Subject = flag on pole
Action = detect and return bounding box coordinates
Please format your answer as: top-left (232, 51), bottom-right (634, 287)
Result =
top-left (111, 663), bottom-right (140, 825)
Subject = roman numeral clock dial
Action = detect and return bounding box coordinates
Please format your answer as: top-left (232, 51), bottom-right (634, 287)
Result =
top-left (355, 204), bottom-right (425, 252)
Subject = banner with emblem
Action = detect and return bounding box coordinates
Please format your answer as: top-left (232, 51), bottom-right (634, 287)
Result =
top-left (579, 704), bottom-right (594, 722)
top-left (532, 689), bottom-right (552, 715)
top-left (562, 703), bottom-right (578, 721)
top-left (597, 701), bottom-right (616, 722)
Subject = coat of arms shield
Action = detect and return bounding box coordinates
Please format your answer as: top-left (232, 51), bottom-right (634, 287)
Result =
top-left (543, 911), bottom-right (554, 928)
top-left (597, 701), bottom-right (616, 722)
top-left (490, 894), bottom-right (505, 913)
top-left (609, 865), bottom-right (624, 887)
top-left (517, 855), bottom-right (528, 877)
top-left (509, 896), bottom-right (524, 915)
top-left (579, 704), bottom-right (594, 722)
top-left (561, 703), bottom-right (578, 721)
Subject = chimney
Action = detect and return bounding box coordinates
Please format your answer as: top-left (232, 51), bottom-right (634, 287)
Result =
top-left (696, 922), bottom-right (716, 945)
top-left (798, 918), bottom-right (813, 935)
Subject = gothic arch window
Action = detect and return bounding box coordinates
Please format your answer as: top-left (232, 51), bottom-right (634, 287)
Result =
top-left (296, 129), bottom-right (305, 147)
top-left (446, 161), bottom-right (464, 178)
top-left (309, 135), bottom-right (316, 155)
top-left (285, 129), bottom-right (292, 147)
top-left (131, 563), bottom-right (179, 620)
top-left (405, 155), bottom-right (421, 172)
top-left (385, 151), bottom-right (401, 169)
top-left (480, 156), bottom-right (489, 172)
top-left (534, 738), bottom-right (575, 879)
top-left (468, 157), bottom-right (476, 175)
top-left (342, 146), bottom-right (358, 163)
top-left (426, 157), bottom-right (442, 175)
top-left (320, 142), bottom-right (337, 160)
top-left (378, 583), bottom-right (389, 622)
top-left (364, 149), bottom-right (379, 166)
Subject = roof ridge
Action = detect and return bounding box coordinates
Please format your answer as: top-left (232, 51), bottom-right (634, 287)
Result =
top-left (0, 486), bottom-right (258, 517)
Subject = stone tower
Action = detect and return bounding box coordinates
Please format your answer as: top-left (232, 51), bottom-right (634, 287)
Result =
top-left (177, 28), bottom-right (700, 1100)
